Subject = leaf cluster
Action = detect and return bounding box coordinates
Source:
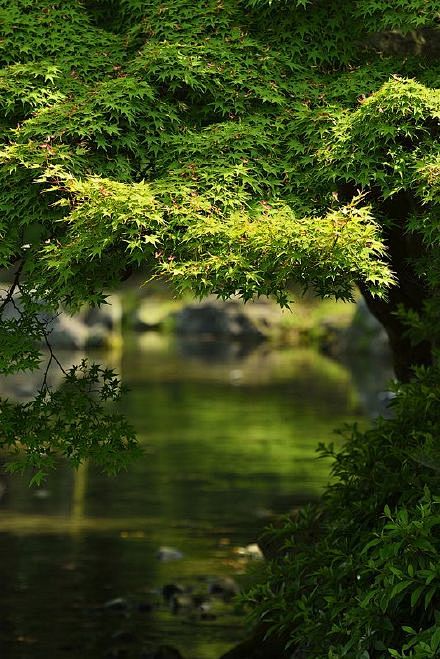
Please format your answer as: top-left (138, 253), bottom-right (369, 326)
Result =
top-left (245, 365), bottom-right (440, 657)
top-left (1, 359), bottom-right (138, 482)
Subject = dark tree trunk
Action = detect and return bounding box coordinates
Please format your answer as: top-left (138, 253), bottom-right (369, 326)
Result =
top-left (359, 283), bottom-right (432, 383)
top-left (358, 192), bottom-right (433, 382)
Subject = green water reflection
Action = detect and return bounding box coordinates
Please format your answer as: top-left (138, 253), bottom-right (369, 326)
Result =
top-left (0, 337), bottom-right (365, 659)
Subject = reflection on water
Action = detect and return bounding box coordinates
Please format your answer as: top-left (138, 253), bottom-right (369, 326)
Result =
top-left (0, 336), bottom-right (365, 659)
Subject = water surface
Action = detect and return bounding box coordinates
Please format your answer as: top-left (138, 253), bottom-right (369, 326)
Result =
top-left (0, 336), bottom-right (365, 658)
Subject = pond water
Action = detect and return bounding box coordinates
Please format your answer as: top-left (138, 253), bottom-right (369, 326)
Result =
top-left (0, 335), bottom-right (365, 659)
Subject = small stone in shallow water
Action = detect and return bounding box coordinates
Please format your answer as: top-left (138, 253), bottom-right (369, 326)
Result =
top-left (33, 489), bottom-right (51, 499)
top-left (162, 583), bottom-right (185, 602)
top-left (200, 610), bottom-right (217, 621)
top-left (254, 507), bottom-right (274, 519)
top-left (190, 593), bottom-right (206, 607)
top-left (235, 543), bottom-right (264, 560)
top-left (170, 594), bottom-right (194, 614)
top-left (208, 576), bottom-right (240, 601)
top-left (156, 546), bottom-right (184, 562)
top-left (103, 597), bottom-right (129, 611)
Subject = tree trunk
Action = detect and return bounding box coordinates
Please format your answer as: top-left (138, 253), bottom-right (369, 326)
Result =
top-left (359, 283), bottom-right (432, 383)
top-left (357, 193), bottom-right (433, 382)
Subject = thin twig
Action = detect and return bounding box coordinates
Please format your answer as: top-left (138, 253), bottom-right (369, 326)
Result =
top-left (2, 273), bottom-right (71, 392)
top-left (41, 353), bottom-right (54, 392)
top-left (0, 260), bottom-right (25, 315)
top-left (41, 328), bottom-right (67, 376)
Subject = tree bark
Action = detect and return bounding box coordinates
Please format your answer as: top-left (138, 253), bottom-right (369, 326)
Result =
top-left (359, 283), bottom-right (432, 383)
top-left (358, 193), bottom-right (433, 382)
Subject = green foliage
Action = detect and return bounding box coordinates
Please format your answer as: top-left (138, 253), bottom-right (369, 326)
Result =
top-left (0, 0), bottom-right (438, 319)
top-left (245, 365), bottom-right (440, 657)
top-left (323, 78), bottom-right (440, 197)
top-left (0, 0), bottom-right (437, 545)
top-left (0, 0), bottom-right (124, 75)
top-left (15, 170), bottom-right (390, 307)
top-left (354, 0), bottom-right (440, 32)
top-left (0, 0), bottom-right (439, 654)
top-left (1, 359), bottom-right (138, 479)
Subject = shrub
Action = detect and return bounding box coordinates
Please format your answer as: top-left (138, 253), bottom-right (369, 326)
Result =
top-left (246, 365), bottom-right (440, 657)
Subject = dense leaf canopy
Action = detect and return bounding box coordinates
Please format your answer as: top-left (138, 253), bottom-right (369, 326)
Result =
top-left (0, 0), bottom-right (439, 464)
top-left (5, 0), bottom-right (438, 305)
